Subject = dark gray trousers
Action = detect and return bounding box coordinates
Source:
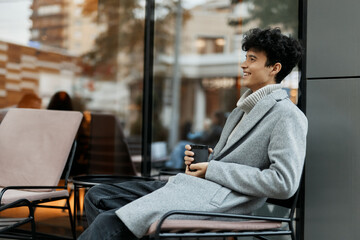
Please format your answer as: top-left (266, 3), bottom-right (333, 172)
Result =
top-left (78, 180), bottom-right (167, 240)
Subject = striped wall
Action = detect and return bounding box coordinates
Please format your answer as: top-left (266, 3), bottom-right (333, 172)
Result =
top-left (0, 41), bottom-right (80, 108)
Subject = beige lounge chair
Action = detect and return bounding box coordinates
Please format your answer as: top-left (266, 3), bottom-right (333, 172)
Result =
top-left (0, 108), bottom-right (82, 239)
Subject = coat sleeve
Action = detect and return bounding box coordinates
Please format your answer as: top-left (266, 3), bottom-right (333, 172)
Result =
top-left (205, 110), bottom-right (308, 199)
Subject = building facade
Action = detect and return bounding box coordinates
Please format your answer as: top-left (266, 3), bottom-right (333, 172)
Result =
top-left (30, 0), bottom-right (98, 56)
top-left (0, 40), bottom-right (79, 108)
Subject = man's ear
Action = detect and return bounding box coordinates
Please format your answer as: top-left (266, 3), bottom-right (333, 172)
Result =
top-left (271, 63), bottom-right (282, 75)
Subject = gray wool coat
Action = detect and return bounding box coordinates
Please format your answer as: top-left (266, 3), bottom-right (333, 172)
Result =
top-left (116, 89), bottom-right (308, 238)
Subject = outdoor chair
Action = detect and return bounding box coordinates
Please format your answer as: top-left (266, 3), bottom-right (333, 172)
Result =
top-left (0, 108), bottom-right (83, 239)
top-left (147, 184), bottom-right (301, 240)
top-left (86, 112), bottom-right (137, 175)
top-left (0, 198), bottom-right (35, 239)
top-left (72, 112), bottom-right (155, 230)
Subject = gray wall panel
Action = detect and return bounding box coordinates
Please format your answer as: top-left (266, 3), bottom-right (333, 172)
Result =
top-left (307, 0), bottom-right (360, 78)
top-left (305, 79), bottom-right (360, 239)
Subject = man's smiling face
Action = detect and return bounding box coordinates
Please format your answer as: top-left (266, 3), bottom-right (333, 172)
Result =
top-left (240, 48), bottom-right (278, 92)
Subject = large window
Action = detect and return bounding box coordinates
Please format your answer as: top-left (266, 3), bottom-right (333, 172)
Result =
top-left (0, 0), bottom-right (301, 177)
top-left (0, 0), bottom-right (146, 176)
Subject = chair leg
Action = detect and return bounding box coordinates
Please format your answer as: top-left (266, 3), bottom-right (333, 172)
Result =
top-left (63, 189), bottom-right (73, 212)
top-left (67, 198), bottom-right (77, 240)
top-left (289, 222), bottom-right (296, 240)
top-left (65, 189), bottom-right (74, 211)
top-left (29, 206), bottom-right (36, 240)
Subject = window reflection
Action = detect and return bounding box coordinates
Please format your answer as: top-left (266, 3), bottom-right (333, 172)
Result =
top-left (153, 0), bottom-right (300, 173)
top-left (0, 0), bottom-right (300, 176)
top-left (196, 37), bottom-right (225, 54)
top-left (0, 0), bottom-right (146, 175)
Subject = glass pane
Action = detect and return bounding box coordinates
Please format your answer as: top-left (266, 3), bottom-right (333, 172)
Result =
top-left (0, 0), bottom-right (145, 176)
top-left (152, 0), bottom-right (299, 173)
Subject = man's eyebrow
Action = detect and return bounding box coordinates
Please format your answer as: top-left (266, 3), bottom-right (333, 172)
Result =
top-left (246, 54), bottom-right (257, 59)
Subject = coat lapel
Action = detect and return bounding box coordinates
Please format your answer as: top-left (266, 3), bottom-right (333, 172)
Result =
top-left (212, 107), bottom-right (244, 155)
top-left (214, 90), bottom-right (288, 159)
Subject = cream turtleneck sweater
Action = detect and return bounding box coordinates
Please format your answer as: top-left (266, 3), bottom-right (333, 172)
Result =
top-left (226, 84), bottom-right (282, 142)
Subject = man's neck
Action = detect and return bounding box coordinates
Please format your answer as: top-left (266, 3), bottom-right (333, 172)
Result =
top-left (237, 84), bottom-right (282, 114)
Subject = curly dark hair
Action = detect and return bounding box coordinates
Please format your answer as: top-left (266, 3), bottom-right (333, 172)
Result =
top-left (242, 28), bottom-right (303, 83)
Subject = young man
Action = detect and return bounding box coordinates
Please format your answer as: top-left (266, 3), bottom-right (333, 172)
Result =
top-left (78, 28), bottom-right (307, 240)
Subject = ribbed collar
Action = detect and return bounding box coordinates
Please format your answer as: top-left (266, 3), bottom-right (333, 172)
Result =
top-left (236, 84), bottom-right (282, 114)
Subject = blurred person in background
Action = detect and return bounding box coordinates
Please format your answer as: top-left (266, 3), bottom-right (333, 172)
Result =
top-left (0, 93), bottom-right (42, 123)
top-left (47, 91), bottom-right (73, 111)
top-left (16, 93), bottom-right (42, 109)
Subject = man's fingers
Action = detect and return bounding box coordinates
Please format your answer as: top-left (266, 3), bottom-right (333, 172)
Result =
top-left (185, 167), bottom-right (196, 176)
top-left (184, 147), bottom-right (195, 166)
top-left (184, 155), bottom-right (193, 165)
top-left (184, 150), bottom-right (194, 156)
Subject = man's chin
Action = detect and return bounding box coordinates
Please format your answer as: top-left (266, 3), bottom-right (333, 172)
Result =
top-left (240, 79), bottom-right (249, 88)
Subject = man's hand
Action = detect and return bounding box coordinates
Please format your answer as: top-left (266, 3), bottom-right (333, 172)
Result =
top-left (185, 162), bottom-right (209, 178)
top-left (184, 144), bottom-right (195, 166)
top-left (184, 144), bottom-right (213, 178)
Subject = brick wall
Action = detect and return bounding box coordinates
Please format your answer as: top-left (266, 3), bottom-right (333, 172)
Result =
top-left (0, 41), bottom-right (79, 108)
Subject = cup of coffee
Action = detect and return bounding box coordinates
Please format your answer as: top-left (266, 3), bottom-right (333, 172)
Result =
top-left (190, 144), bottom-right (209, 163)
